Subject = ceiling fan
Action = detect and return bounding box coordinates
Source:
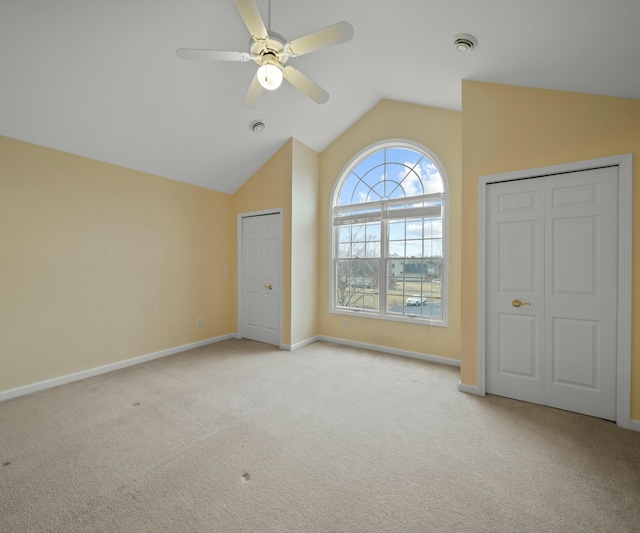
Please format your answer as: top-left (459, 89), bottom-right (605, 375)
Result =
top-left (176, 0), bottom-right (354, 108)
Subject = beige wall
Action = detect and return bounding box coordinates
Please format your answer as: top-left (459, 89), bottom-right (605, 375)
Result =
top-left (460, 81), bottom-right (640, 418)
top-left (6, 84), bottom-right (638, 420)
top-left (0, 136), bottom-right (235, 391)
top-left (233, 139), bottom-right (293, 346)
top-left (291, 139), bottom-right (320, 346)
top-left (318, 100), bottom-right (462, 361)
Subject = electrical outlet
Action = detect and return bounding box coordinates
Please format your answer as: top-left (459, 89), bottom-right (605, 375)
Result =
top-left (224, 267), bottom-right (229, 276)
top-left (197, 318), bottom-right (202, 327)
top-left (343, 319), bottom-right (348, 327)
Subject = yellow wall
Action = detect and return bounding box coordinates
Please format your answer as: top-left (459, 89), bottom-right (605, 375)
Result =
top-left (291, 139), bottom-right (320, 346)
top-left (318, 100), bottom-right (462, 361)
top-left (233, 139), bottom-right (293, 346)
top-left (0, 136), bottom-right (235, 391)
top-left (5, 84), bottom-right (638, 420)
top-left (460, 81), bottom-right (640, 418)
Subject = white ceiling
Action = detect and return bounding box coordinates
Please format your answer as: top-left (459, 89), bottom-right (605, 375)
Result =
top-left (2, 0), bottom-right (639, 194)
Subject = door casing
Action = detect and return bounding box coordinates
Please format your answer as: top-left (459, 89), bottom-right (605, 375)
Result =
top-left (474, 154), bottom-right (633, 429)
top-left (237, 208), bottom-right (283, 348)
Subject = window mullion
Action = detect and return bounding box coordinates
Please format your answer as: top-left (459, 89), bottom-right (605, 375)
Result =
top-left (379, 212), bottom-right (388, 316)
top-left (333, 227), bottom-right (339, 309)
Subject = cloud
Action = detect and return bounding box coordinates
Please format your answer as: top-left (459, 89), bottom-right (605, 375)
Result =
top-left (406, 219), bottom-right (443, 238)
top-left (392, 159), bottom-right (443, 196)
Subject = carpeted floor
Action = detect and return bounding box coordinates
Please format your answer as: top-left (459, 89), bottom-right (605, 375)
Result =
top-left (1, 338), bottom-right (639, 532)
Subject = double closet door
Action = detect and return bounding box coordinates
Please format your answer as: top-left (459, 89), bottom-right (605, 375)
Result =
top-left (486, 167), bottom-right (618, 420)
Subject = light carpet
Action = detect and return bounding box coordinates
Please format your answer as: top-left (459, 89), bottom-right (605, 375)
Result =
top-left (1, 339), bottom-right (639, 532)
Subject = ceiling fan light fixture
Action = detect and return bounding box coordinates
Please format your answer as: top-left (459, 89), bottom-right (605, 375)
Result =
top-left (454, 33), bottom-right (477, 53)
top-left (257, 55), bottom-right (283, 90)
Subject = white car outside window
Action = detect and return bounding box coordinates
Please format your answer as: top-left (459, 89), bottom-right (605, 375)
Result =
top-left (405, 295), bottom-right (427, 306)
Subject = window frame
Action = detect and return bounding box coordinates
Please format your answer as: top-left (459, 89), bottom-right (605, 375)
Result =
top-left (329, 139), bottom-right (449, 327)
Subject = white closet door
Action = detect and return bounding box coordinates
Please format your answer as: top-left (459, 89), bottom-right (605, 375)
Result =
top-left (242, 213), bottom-right (281, 346)
top-left (486, 178), bottom-right (545, 405)
top-left (543, 167), bottom-right (618, 420)
top-left (486, 166), bottom-right (618, 420)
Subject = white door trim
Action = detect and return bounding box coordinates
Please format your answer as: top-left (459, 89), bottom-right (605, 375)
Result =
top-left (474, 154), bottom-right (633, 429)
top-left (237, 208), bottom-right (284, 346)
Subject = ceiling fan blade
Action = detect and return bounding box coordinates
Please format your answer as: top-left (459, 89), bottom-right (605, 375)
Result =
top-left (234, 0), bottom-right (269, 42)
top-left (283, 66), bottom-right (329, 104)
top-left (243, 72), bottom-right (264, 109)
top-left (175, 49), bottom-right (252, 62)
top-left (285, 21), bottom-right (354, 57)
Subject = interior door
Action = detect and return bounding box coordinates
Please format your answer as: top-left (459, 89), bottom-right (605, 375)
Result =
top-left (486, 178), bottom-right (545, 405)
top-left (242, 213), bottom-right (281, 346)
top-left (486, 167), bottom-right (618, 420)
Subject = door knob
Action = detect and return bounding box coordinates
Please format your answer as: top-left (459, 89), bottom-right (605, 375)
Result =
top-left (264, 285), bottom-right (272, 290)
top-left (512, 299), bottom-right (531, 308)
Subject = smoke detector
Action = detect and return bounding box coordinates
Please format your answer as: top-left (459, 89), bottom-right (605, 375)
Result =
top-left (454, 34), bottom-right (477, 53)
top-left (250, 120), bottom-right (265, 133)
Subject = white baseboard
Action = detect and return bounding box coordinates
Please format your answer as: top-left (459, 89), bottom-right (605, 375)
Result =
top-left (0, 334), bottom-right (239, 403)
top-left (281, 336), bottom-right (321, 351)
top-left (458, 381), bottom-right (484, 396)
top-left (457, 383), bottom-right (638, 429)
top-left (316, 335), bottom-right (460, 367)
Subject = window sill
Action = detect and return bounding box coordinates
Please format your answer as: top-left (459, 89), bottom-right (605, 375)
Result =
top-left (330, 307), bottom-right (448, 328)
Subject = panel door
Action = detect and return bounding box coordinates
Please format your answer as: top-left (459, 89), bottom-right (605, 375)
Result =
top-left (544, 167), bottom-right (618, 419)
top-left (486, 167), bottom-right (618, 420)
top-left (242, 213), bottom-right (281, 346)
top-left (486, 178), bottom-right (546, 404)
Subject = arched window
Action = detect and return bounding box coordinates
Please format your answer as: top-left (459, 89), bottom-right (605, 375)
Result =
top-left (331, 140), bottom-right (448, 325)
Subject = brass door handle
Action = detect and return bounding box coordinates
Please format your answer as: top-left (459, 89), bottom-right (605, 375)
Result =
top-left (264, 285), bottom-right (272, 290)
top-left (512, 299), bottom-right (531, 308)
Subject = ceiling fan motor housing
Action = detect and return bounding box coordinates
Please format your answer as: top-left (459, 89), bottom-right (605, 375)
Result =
top-left (250, 32), bottom-right (289, 66)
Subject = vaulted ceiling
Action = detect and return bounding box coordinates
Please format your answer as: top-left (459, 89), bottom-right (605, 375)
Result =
top-left (2, 0), bottom-right (639, 194)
